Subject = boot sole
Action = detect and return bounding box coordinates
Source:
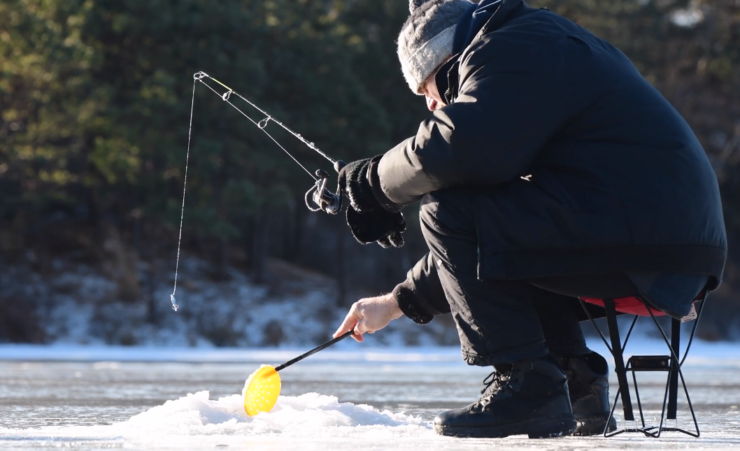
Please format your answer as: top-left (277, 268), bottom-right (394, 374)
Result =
top-left (434, 413), bottom-right (577, 439)
top-left (573, 413), bottom-right (618, 436)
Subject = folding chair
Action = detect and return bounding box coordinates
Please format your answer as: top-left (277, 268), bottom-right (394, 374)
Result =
top-left (578, 290), bottom-right (707, 437)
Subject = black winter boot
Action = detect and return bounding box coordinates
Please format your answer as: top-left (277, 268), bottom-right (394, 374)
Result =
top-left (433, 356), bottom-right (577, 438)
top-left (558, 352), bottom-right (618, 436)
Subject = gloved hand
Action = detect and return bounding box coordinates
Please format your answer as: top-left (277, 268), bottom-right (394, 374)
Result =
top-left (337, 157), bottom-right (406, 248)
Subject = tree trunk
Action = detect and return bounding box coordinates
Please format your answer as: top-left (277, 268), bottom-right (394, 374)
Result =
top-left (145, 258), bottom-right (158, 324)
top-left (215, 236), bottom-right (230, 281)
top-left (280, 203), bottom-right (293, 261)
top-left (292, 200), bottom-right (305, 261)
top-left (336, 219), bottom-right (347, 307)
top-left (244, 216), bottom-right (254, 270)
top-left (251, 206), bottom-right (270, 284)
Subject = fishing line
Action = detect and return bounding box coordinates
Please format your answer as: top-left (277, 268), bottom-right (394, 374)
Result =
top-left (168, 78), bottom-right (197, 312)
top-left (169, 72), bottom-right (344, 312)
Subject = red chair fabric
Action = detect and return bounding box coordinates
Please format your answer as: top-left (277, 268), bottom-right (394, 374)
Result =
top-left (581, 290), bottom-right (706, 318)
top-left (580, 296), bottom-right (666, 317)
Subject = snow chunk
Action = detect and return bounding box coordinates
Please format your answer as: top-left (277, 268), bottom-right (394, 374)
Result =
top-left (123, 391), bottom-right (429, 438)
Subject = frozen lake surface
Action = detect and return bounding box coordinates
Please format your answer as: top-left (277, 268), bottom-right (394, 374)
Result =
top-left (1, 341), bottom-right (740, 450)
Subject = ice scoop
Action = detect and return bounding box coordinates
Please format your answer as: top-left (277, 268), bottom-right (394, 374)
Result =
top-left (243, 330), bottom-right (355, 416)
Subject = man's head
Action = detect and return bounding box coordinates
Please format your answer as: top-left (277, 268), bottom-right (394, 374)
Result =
top-left (398, 0), bottom-right (472, 110)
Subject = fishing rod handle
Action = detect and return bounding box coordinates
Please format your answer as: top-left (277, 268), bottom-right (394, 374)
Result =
top-left (274, 330), bottom-right (354, 372)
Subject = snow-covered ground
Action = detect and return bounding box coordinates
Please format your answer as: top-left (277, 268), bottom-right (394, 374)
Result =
top-left (1, 339), bottom-right (740, 450)
top-left (3, 255), bottom-right (458, 347)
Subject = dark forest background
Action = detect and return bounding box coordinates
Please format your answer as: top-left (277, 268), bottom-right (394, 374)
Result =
top-left (1, 0), bottom-right (739, 343)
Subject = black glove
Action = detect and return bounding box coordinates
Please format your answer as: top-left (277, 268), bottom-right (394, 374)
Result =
top-left (337, 157), bottom-right (406, 248)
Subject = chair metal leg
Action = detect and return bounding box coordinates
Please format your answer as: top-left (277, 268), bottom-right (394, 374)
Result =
top-left (680, 296), bottom-right (706, 367)
top-left (603, 298), bottom-right (635, 422)
top-left (641, 299), bottom-right (701, 437)
top-left (579, 295), bottom-right (706, 438)
top-left (629, 360), bottom-right (647, 429)
top-left (580, 298), bottom-right (612, 354)
top-left (668, 318), bottom-right (681, 420)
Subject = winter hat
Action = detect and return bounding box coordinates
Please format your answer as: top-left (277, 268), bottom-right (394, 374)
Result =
top-left (398, 0), bottom-right (473, 94)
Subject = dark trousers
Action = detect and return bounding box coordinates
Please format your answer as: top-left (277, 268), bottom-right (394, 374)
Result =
top-left (420, 191), bottom-right (638, 366)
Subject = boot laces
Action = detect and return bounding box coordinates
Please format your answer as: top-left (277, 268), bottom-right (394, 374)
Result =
top-left (473, 370), bottom-right (513, 409)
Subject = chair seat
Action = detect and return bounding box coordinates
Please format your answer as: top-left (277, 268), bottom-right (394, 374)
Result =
top-left (581, 290), bottom-right (705, 318)
top-left (580, 296), bottom-right (666, 317)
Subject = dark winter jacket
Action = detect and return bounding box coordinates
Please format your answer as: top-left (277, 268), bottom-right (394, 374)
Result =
top-left (378, 0), bottom-right (727, 317)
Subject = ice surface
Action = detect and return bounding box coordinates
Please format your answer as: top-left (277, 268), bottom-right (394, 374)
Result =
top-left (2, 336), bottom-right (739, 363)
top-left (3, 343), bottom-right (740, 450)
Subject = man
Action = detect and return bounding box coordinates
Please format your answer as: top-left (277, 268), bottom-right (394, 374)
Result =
top-left (333, 0), bottom-right (727, 439)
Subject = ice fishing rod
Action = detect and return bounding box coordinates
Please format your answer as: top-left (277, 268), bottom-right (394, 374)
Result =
top-left (192, 71), bottom-right (346, 214)
top-left (169, 71), bottom-right (346, 312)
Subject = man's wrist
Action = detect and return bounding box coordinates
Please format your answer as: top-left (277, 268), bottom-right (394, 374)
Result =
top-left (385, 292), bottom-right (405, 320)
top-left (368, 156), bottom-right (403, 213)
top-left (392, 284), bottom-right (434, 324)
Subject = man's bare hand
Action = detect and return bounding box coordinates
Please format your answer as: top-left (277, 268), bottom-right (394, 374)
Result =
top-left (333, 293), bottom-right (404, 342)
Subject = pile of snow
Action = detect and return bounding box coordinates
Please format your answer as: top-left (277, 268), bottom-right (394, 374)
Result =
top-left (125, 391), bottom-right (429, 436)
top-left (0, 391), bottom-right (433, 449)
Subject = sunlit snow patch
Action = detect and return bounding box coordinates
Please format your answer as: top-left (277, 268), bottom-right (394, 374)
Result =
top-left (123, 391), bottom-right (430, 438)
top-left (0, 392), bottom-right (433, 449)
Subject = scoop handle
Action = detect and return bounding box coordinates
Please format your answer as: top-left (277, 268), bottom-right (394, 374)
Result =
top-left (274, 330), bottom-right (354, 372)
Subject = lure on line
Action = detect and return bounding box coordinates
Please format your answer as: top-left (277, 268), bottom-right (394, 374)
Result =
top-left (169, 72), bottom-right (346, 312)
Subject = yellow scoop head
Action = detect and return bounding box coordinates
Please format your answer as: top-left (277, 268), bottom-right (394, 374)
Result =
top-left (243, 365), bottom-right (281, 417)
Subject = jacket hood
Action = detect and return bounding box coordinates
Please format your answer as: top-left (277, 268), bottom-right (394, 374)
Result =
top-left (452, 0), bottom-right (527, 53)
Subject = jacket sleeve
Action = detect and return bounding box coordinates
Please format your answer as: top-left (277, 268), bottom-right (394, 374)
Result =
top-left (377, 35), bottom-right (579, 206)
top-left (393, 252), bottom-right (451, 324)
